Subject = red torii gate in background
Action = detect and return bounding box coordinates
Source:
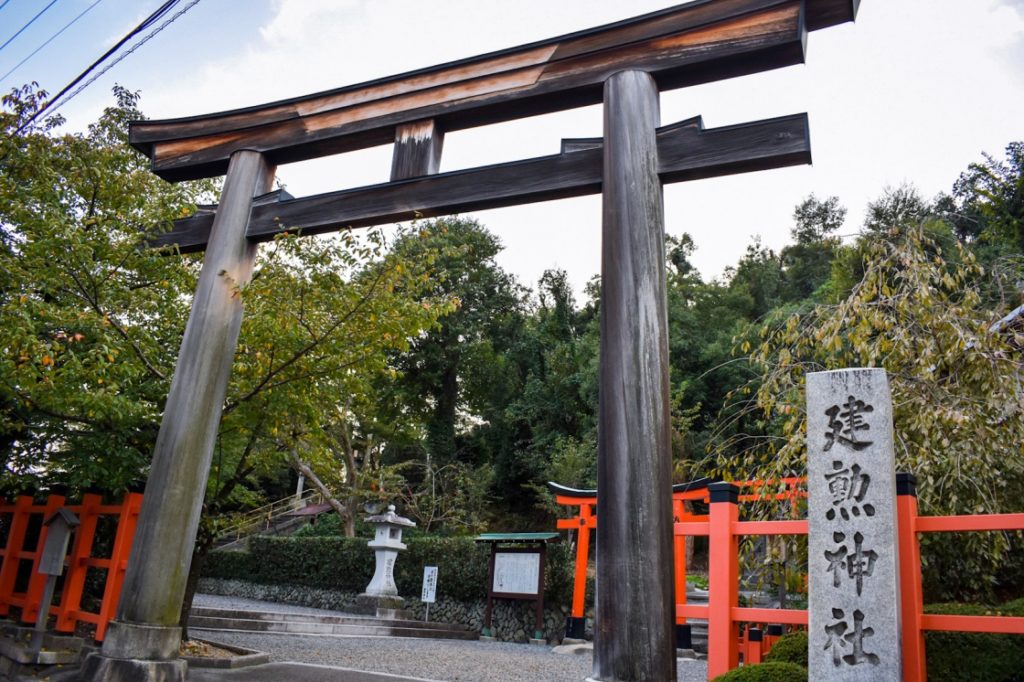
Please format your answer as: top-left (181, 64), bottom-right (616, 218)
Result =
top-left (549, 477), bottom-right (805, 643)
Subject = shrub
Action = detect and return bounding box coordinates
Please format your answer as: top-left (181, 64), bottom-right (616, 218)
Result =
top-left (203, 535), bottom-right (573, 605)
top-left (923, 602), bottom-right (1024, 682)
top-left (763, 630), bottom-right (807, 668)
top-left (711, 662), bottom-right (807, 682)
top-left (1001, 596), bottom-right (1024, 616)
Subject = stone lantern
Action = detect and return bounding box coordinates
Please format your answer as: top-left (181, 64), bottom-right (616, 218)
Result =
top-left (354, 504), bottom-right (416, 618)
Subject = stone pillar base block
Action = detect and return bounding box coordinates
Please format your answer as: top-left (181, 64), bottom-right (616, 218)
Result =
top-left (100, 620), bottom-right (182, 660)
top-left (81, 651), bottom-right (186, 682)
top-left (675, 623), bottom-right (692, 650)
top-left (352, 594), bottom-right (412, 620)
top-left (565, 616), bottom-right (586, 640)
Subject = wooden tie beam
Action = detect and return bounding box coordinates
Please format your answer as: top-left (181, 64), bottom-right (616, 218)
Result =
top-left (98, 2), bottom-right (859, 680)
top-left (154, 113), bottom-right (811, 253)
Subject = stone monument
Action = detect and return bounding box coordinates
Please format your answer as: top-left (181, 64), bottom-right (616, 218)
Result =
top-left (355, 505), bottom-right (416, 619)
top-left (807, 368), bottom-right (902, 681)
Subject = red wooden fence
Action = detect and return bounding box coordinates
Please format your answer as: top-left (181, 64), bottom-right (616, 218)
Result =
top-left (555, 474), bottom-right (1024, 681)
top-left (552, 477), bottom-right (805, 639)
top-left (0, 492), bottom-right (142, 640)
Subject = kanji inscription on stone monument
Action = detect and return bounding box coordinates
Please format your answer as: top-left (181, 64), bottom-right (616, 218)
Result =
top-left (808, 369), bottom-right (902, 681)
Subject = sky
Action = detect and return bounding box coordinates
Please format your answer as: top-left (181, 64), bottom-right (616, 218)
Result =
top-left (2, 0), bottom-right (1023, 298)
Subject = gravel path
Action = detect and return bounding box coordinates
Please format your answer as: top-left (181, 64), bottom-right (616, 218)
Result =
top-left (194, 593), bottom-right (355, 618)
top-left (193, 593), bottom-right (708, 681)
top-left (192, 630), bottom-right (709, 682)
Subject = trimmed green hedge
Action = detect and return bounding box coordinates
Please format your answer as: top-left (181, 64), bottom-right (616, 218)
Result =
top-left (923, 601), bottom-right (1024, 682)
top-left (711, 662), bottom-right (807, 682)
top-left (763, 631), bottom-right (807, 669)
top-left (204, 535), bottom-right (573, 605)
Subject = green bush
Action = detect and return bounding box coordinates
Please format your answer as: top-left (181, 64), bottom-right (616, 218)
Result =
top-left (923, 602), bottom-right (1024, 682)
top-left (763, 630), bottom-right (807, 668)
top-left (711, 662), bottom-right (807, 682)
top-left (203, 535), bottom-right (573, 605)
top-left (1000, 596), bottom-right (1024, 615)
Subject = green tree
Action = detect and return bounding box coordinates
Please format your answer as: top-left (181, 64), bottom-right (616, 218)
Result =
top-left (951, 142), bottom-right (1024, 251)
top-left (863, 183), bottom-right (932, 234)
top-left (714, 219), bottom-right (1024, 599)
top-left (781, 194), bottom-right (845, 300)
top-left (0, 85), bottom-right (458, 635)
top-left (493, 269), bottom-right (596, 518)
top-left (387, 218), bottom-right (526, 466)
top-left (1, 84), bottom-right (214, 490)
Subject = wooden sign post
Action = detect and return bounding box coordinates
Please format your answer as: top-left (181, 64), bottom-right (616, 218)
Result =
top-left (476, 533), bottom-right (560, 643)
top-left (31, 509), bottom-right (79, 653)
top-left (84, 2), bottom-right (860, 680)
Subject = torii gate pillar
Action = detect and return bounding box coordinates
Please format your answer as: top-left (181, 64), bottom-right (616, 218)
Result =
top-left (592, 71), bottom-right (676, 682)
top-left (82, 150), bottom-right (274, 681)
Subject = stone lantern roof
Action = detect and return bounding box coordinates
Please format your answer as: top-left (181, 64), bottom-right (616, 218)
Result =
top-left (365, 505), bottom-right (416, 528)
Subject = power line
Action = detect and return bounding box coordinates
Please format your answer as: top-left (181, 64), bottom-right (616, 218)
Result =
top-left (16, 0), bottom-right (187, 131)
top-left (42, 0), bottom-right (202, 121)
top-left (1, 0), bottom-right (105, 84)
top-left (0, 1), bottom-right (13, 14)
top-left (0, 0), bottom-right (60, 53)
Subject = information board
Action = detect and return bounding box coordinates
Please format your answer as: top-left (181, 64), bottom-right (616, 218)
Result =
top-left (421, 566), bottom-right (438, 603)
top-left (492, 551), bottom-right (541, 596)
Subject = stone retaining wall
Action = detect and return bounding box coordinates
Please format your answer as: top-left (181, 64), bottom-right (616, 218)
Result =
top-left (198, 578), bottom-right (585, 643)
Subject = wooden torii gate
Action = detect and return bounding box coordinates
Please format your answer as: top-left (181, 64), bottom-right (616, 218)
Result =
top-left (82, 1), bottom-right (859, 680)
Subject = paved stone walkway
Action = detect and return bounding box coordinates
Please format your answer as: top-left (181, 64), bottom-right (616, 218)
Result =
top-left (190, 594), bottom-right (708, 681)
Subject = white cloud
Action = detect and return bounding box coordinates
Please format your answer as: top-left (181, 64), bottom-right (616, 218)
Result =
top-left (59, 0), bottom-right (1024, 295)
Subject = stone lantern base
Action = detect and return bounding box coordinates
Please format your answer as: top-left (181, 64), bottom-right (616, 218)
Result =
top-left (353, 594), bottom-right (413, 620)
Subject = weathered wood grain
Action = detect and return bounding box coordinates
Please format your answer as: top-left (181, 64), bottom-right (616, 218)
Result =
top-left (154, 112), bottom-right (810, 253)
top-left (390, 119), bottom-right (444, 181)
top-left (129, 0), bottom-right (855, 181)
top-left (595, 69), bottom-right (676, 682)
top-left (115, 151), bottom-right (274, 636)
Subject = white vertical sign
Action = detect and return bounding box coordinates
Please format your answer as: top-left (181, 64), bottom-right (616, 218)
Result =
top-left (421, 565), bottom-right (438, 622)
top-left (422, 566), bottom-right (438, 603)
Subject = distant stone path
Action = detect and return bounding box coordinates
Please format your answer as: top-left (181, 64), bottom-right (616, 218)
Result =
top-left (192, 594), bottom-right (709, 682)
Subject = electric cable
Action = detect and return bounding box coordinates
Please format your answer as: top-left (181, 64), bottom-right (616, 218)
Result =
top-left (1, 0), bottom-right (105, 84)
top-left (0, 0), bottom-right (60, 53)
top-left (41, 0), bottom-right (201, 122)
top-left (16, 0), bottom-right (187, 131)
top-left (0, 1), bottom-right (13, 14)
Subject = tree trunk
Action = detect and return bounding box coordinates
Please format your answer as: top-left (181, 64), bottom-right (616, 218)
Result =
top-left (338, 415), bottom-right (359, 538)
top-left (178, 532), bottom-right (214, 642)
top-left (289, 453), bottom-right (349, 530)
top-left (428, 360), bottom-right (459, 461)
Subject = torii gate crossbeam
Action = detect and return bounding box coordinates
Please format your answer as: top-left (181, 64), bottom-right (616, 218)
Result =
top-left (82, 1), bottom-right (859, 680)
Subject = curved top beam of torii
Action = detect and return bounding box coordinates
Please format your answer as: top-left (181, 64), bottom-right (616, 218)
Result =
top-left (130, 0), bottom-right (858, 182)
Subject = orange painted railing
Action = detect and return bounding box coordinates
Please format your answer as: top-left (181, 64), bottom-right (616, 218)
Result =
top-left (896, 473), bottom-right (1024, 682)
top-left (555, 473), bottom-right (1024, 680)
top-left (675, 482), bottom-right (809, 679)
top-left (550, 477), bottom-right (805, 640)
top-left (0, 492), bottom-right (142, 640)
top-left (675, 476), bottom-right (1024, 681)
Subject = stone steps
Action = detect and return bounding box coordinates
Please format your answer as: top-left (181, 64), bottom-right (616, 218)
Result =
top-left (189, 607), bottom-right (477, 641)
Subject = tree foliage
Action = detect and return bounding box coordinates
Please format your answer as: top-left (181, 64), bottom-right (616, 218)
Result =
top-left (709, 217), bottom-right (1024, 598)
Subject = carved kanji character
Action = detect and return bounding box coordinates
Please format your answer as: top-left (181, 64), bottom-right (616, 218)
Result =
top-left (824, 460), bottom-right (875, 520)
top-left (842, 609), bottom-right (881, 666)
top-left (824, 396), bottom-right (874, 451)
